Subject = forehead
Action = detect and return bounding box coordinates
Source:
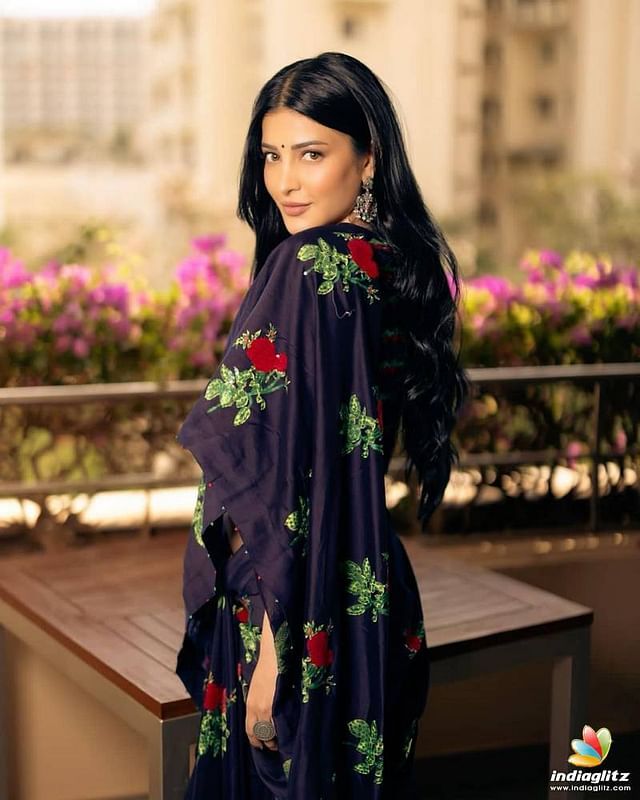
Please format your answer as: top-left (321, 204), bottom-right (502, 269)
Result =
top-left (261, 108), bottom-right (342, 144)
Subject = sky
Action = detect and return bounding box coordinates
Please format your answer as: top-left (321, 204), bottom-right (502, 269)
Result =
top-left (1, 0), bottom-right (156, 16)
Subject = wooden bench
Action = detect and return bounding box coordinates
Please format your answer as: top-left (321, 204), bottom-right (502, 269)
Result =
top-left (0, 532), bottom-right (592, 800)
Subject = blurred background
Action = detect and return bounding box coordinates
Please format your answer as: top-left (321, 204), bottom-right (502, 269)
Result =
top-left (2, 0), bottom-right (639, 279)
top-left (0, 1), bottom-right (639, 799)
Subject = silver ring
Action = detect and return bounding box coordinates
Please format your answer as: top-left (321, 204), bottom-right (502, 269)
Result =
top-left (253, 719), bottom-right (276, 741)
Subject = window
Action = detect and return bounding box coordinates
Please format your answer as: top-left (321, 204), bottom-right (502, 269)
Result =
top-left (484, 40), bottom-right (502, 67)
top-left (532, 94), bottom-right (555, 119)
top-left (341, 17), bottom-right (361, 38)
top-left (478, 200), bottom-right (498, 226)
top-left (539, 39), bottom-right (555, 62)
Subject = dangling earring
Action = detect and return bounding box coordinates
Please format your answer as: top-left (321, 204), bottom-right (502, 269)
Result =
top-left (352, 175), bottom-right (377, 223)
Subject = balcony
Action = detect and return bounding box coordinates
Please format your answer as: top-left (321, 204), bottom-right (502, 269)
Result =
top-left (506, 0), bottom-right (569, 29)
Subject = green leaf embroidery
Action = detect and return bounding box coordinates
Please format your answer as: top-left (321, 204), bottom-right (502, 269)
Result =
top-left (274, 619), bottom-right (294, 675)
top-left (192, 475), bottom-right (206, 547)
top-left (341, 555), bottom-right (389, 622)
top-left (339, 393), bottom-right (383, 458)
top-left (204, 323), bottom-right (290, 425)
top-left (234, 598), bottom-right (262, 663)
top-left (296, 236), bottom-right (380, 303)
top-left (282, 757), bottom-right (292, 779)
top-left (284, 493), bottom-right (311, 555)
top-left (347, 718), bottom-right (384, 784)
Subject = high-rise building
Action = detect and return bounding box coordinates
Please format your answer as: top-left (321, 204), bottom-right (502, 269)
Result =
top-left (1, 15), bottom-right (147, 161)
top-left (480, 0), bottom-right (640, 263)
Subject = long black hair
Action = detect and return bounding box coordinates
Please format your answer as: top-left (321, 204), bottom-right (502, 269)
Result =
top-left (237, 51), bottom-right (470, 529)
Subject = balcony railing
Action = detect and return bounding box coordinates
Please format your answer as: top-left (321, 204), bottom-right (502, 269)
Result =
top-left (0, 362), bottom-right (638, 545)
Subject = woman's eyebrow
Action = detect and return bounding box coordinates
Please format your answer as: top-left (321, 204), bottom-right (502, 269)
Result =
top-left (260, 140), bottom-right (329, 150)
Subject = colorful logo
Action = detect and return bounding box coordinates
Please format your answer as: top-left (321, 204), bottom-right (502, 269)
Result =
top-left (568, 725), bottom-right (612, 767)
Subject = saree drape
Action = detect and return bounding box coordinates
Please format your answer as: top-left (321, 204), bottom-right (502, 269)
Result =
top-left (175, 221), bottom-right (430, 799)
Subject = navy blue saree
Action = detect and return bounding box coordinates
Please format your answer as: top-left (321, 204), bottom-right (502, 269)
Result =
top-left (175, 222), bottom-right (430, 799)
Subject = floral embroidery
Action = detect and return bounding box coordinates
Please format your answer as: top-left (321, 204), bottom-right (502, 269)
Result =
top-left (234, 597), bottom-right (261, 662)
top-left (402, 718), bottom-right (419, 762)
top-left (192, 475), bottom-right (206, 546)
top-left (284, 493), bottom-right (311, 555)
top-left (296, 236), bottom-right (380, 304)
top-left (197, 673), bottom-right (237, 758)
top-left (380, 357), bottom-right (405, 375)
top-left (301, 620), bottom-right (336, 702)
top-left (346, 238), bottom-right (379, 278)
top-left (204, 322), bottom-right (290, 426)
top-left (339, 393), bottom-right (383, 458)
top-left (403, 619), bottom-right (425, 658)
top-left (341, 556), bottom-right (389, 622)
top-left (282, 757), bottom-right (292, 779)
top-left (274, 619), bottom-right (294, 675)
top-left (346, 718), bottom-right (384, 784)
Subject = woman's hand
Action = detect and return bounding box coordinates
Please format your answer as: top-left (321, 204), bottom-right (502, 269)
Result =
top-left (245, 608), bottom-right (279, 751)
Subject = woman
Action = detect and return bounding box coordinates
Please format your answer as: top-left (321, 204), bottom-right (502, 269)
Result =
top-left (175, 51), bottom-right (469, 800)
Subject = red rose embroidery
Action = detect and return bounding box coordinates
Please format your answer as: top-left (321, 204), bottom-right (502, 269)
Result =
top-left (246, 336), bottom-right (287, 372)
top-left (273, 352), bottom-right (288, 371)
top-left (376, 398), bottom-right (384, 432)
top-left (203, 678), bottom-right (226, 711)
top-left (237, 661), bottom-right (243, 680)
top-left (347, 238), bottom-right (379, 279)
top-left (235, 605), bottom-right (249, 624)
top-left (404, 630), bottom-right (423, 654)
top-left (307, 630), bottom-right (334, 667)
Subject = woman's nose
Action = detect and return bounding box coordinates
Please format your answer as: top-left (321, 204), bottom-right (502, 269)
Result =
top-left (279, 159), bottom-right (300, 192)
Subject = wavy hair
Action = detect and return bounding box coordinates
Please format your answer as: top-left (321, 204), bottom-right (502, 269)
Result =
top-left (237, 51), bottom-right (470, 529)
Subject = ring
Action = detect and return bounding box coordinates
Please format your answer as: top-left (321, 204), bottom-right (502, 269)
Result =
top-left (253, 719), bottom-right (276, 741)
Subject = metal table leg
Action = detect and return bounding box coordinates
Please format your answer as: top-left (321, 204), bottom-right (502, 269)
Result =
top-left (548, 626), bottom-right (591, 797)
top-left (147, 712), bottom-right (200, 800)
top-left (0, 626), bottom-right (9, 800)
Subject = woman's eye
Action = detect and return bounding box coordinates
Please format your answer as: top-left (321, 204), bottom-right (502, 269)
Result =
top-left (261, 150), bottom-right (322, 162)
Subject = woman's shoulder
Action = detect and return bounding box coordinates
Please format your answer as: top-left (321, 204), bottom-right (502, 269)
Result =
top-left (266, 222), bottom-right (393, 277)
top-left (269, 222), bottom-right (380, 259)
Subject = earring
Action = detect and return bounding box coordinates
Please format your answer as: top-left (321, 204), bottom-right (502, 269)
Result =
top-left (352, 175), bottom-right (377, 223)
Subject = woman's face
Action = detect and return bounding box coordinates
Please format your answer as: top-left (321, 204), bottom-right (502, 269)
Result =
top-left (261, 107), bottom-right (374, 234)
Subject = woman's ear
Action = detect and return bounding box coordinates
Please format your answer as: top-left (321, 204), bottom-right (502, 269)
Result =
top-left (364, 142), bottom-right (375, 179)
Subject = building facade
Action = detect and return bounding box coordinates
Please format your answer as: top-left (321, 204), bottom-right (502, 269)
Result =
top-left (1, 14), bottom-right (147, 161)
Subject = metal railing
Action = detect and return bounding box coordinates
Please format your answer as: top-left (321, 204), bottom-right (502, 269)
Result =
top-left (1, 363), bottom-right (638, 537)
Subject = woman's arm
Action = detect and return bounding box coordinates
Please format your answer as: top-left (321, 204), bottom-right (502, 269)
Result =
top-left (245, 608), bottom-right (279, 750)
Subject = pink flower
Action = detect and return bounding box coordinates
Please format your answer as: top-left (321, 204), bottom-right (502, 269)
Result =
top-left (191, 234), bottom-right (227, 253)
top-left (72, 339), bottom-right (90, 358)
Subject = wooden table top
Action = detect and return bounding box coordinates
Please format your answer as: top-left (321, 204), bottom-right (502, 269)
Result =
top-left (0, 531), bottom-right (593, 720)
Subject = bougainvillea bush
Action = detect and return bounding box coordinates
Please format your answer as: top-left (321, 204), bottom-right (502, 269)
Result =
top-left (460, 249), bottom-right (639, 367)
top-left (455, 249), bottom-right (639, 464)
top-left (0, 234), bottom-right (248, 386)
top-left (1, 240), bottom-right (638, 522)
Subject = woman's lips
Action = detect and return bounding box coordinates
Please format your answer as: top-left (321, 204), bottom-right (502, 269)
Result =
top-left (283, 204), bottom-right (311, 216)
